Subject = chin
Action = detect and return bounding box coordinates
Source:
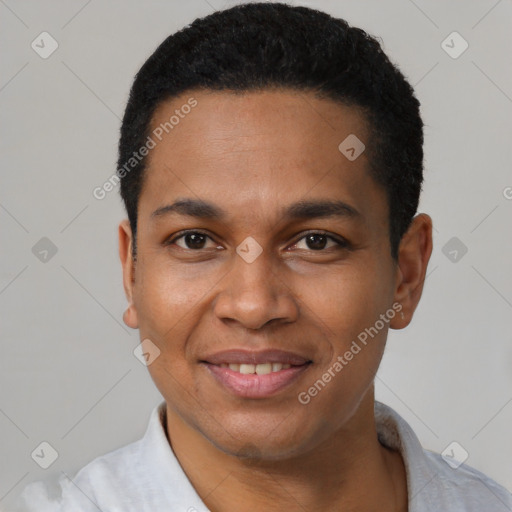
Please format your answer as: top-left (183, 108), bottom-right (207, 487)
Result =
top-left (204, 420), bottom-right (322, 462)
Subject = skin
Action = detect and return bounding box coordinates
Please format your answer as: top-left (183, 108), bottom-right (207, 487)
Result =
top-left (119, 89), bottom-right (433, 511)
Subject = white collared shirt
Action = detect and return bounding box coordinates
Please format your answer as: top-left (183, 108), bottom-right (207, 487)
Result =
top-left (13, 401), bottom-right (512, 511)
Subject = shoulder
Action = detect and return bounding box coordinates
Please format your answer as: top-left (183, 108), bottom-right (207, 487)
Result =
top-left (13, 439), bottom-right (144, 511)
top-left (13, 402), bottom-right (169, 512)
top-left (421, 449), bottom-right (512, 511)
top-left (374, 401), bottom-right (512, 512)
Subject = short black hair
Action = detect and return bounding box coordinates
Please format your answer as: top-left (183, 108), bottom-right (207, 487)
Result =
top-left (118, 2), bottom-right (423, 260)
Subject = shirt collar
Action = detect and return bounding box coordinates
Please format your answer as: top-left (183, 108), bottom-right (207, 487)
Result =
top-left (374, 400), bottom-right (441, 511)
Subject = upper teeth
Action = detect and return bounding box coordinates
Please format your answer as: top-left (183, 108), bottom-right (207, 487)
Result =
top-left (220, 363), bottom-right (291, 374)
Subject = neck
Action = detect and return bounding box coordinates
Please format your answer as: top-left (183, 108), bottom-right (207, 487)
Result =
top-left (165, 390), bottom-right (408, 512)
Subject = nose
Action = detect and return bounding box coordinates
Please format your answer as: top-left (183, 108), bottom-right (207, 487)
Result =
top-left (213, 247), bottom-right (299, 331)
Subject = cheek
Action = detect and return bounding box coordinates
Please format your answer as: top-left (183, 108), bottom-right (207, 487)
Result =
top-left (131, 267), bottom-right (212, 403)
top-left (302, 263), bottom-right (390, 341)
top-left (295, 264), bottom-right (391, 400)
top-left (133, 257), bottom-right (219, 342)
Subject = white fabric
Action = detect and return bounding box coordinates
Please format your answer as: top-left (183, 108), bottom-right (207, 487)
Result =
top-left (13, 401), bottom-right (512, 511)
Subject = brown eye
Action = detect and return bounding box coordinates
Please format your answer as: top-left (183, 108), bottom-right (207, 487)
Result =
top-left (304, 234), bottom-right (328, 250)
top-left (167, 231), bottom-right (217, 250)
top-left (180, 232), bottom-right (208, 249)
top-left (291, 232), bottom-right (347, 251)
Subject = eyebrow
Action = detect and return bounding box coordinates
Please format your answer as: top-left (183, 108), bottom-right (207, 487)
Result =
top-left (151, 198), bottom-right (361, 222)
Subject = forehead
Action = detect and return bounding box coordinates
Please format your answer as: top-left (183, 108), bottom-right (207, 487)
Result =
top-left (138, 89), bottom-right (385, 229)
top-left (148, 88), bottom-right (369, 162)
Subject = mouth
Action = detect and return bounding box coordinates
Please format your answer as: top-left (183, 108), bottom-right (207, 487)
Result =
top-left (218, 362), bottom-right (293, 374)
top-left (201, 349), bottom-right (312, 399)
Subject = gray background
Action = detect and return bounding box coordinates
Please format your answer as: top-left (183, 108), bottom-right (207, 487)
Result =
top-left (1, 0), bottom-right (511, 508)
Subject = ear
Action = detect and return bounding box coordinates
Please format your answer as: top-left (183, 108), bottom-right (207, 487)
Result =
top-left (118, 219), bottom-right (139, 329)
top-left (390, 214), bottom-right (433, 329)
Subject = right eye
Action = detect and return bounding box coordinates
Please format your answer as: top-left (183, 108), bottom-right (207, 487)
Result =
top-left (164, 230), bottom-right (222, 251)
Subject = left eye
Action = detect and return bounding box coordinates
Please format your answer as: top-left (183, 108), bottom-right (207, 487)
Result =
top-left (291, 233), bottom-right (345, 251)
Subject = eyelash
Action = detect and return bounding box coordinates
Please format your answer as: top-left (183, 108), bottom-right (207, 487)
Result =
top-left (164, 229), bottom-right (349, 252)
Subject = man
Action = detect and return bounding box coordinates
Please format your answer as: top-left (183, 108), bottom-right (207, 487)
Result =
top-left (14, 2), bottom-right (512, 511)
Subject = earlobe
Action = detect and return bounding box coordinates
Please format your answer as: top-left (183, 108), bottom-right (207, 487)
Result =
top-left (390, 214), bottom-right (433, 330)
top-left (118, 219), bottom-right (139, 329)
top-left (123, 306), bottom-right (138, 329)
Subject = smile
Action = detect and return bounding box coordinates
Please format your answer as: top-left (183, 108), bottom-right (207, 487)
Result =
top-left (201, 349), bottom-right (312, 398)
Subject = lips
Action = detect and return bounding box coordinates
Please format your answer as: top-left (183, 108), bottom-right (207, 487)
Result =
top-left (201, 349), bottom-right (312, 398)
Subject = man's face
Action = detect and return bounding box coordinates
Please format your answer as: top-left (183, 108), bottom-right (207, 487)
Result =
top-left (121, 89), bottom-right (403, 459)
